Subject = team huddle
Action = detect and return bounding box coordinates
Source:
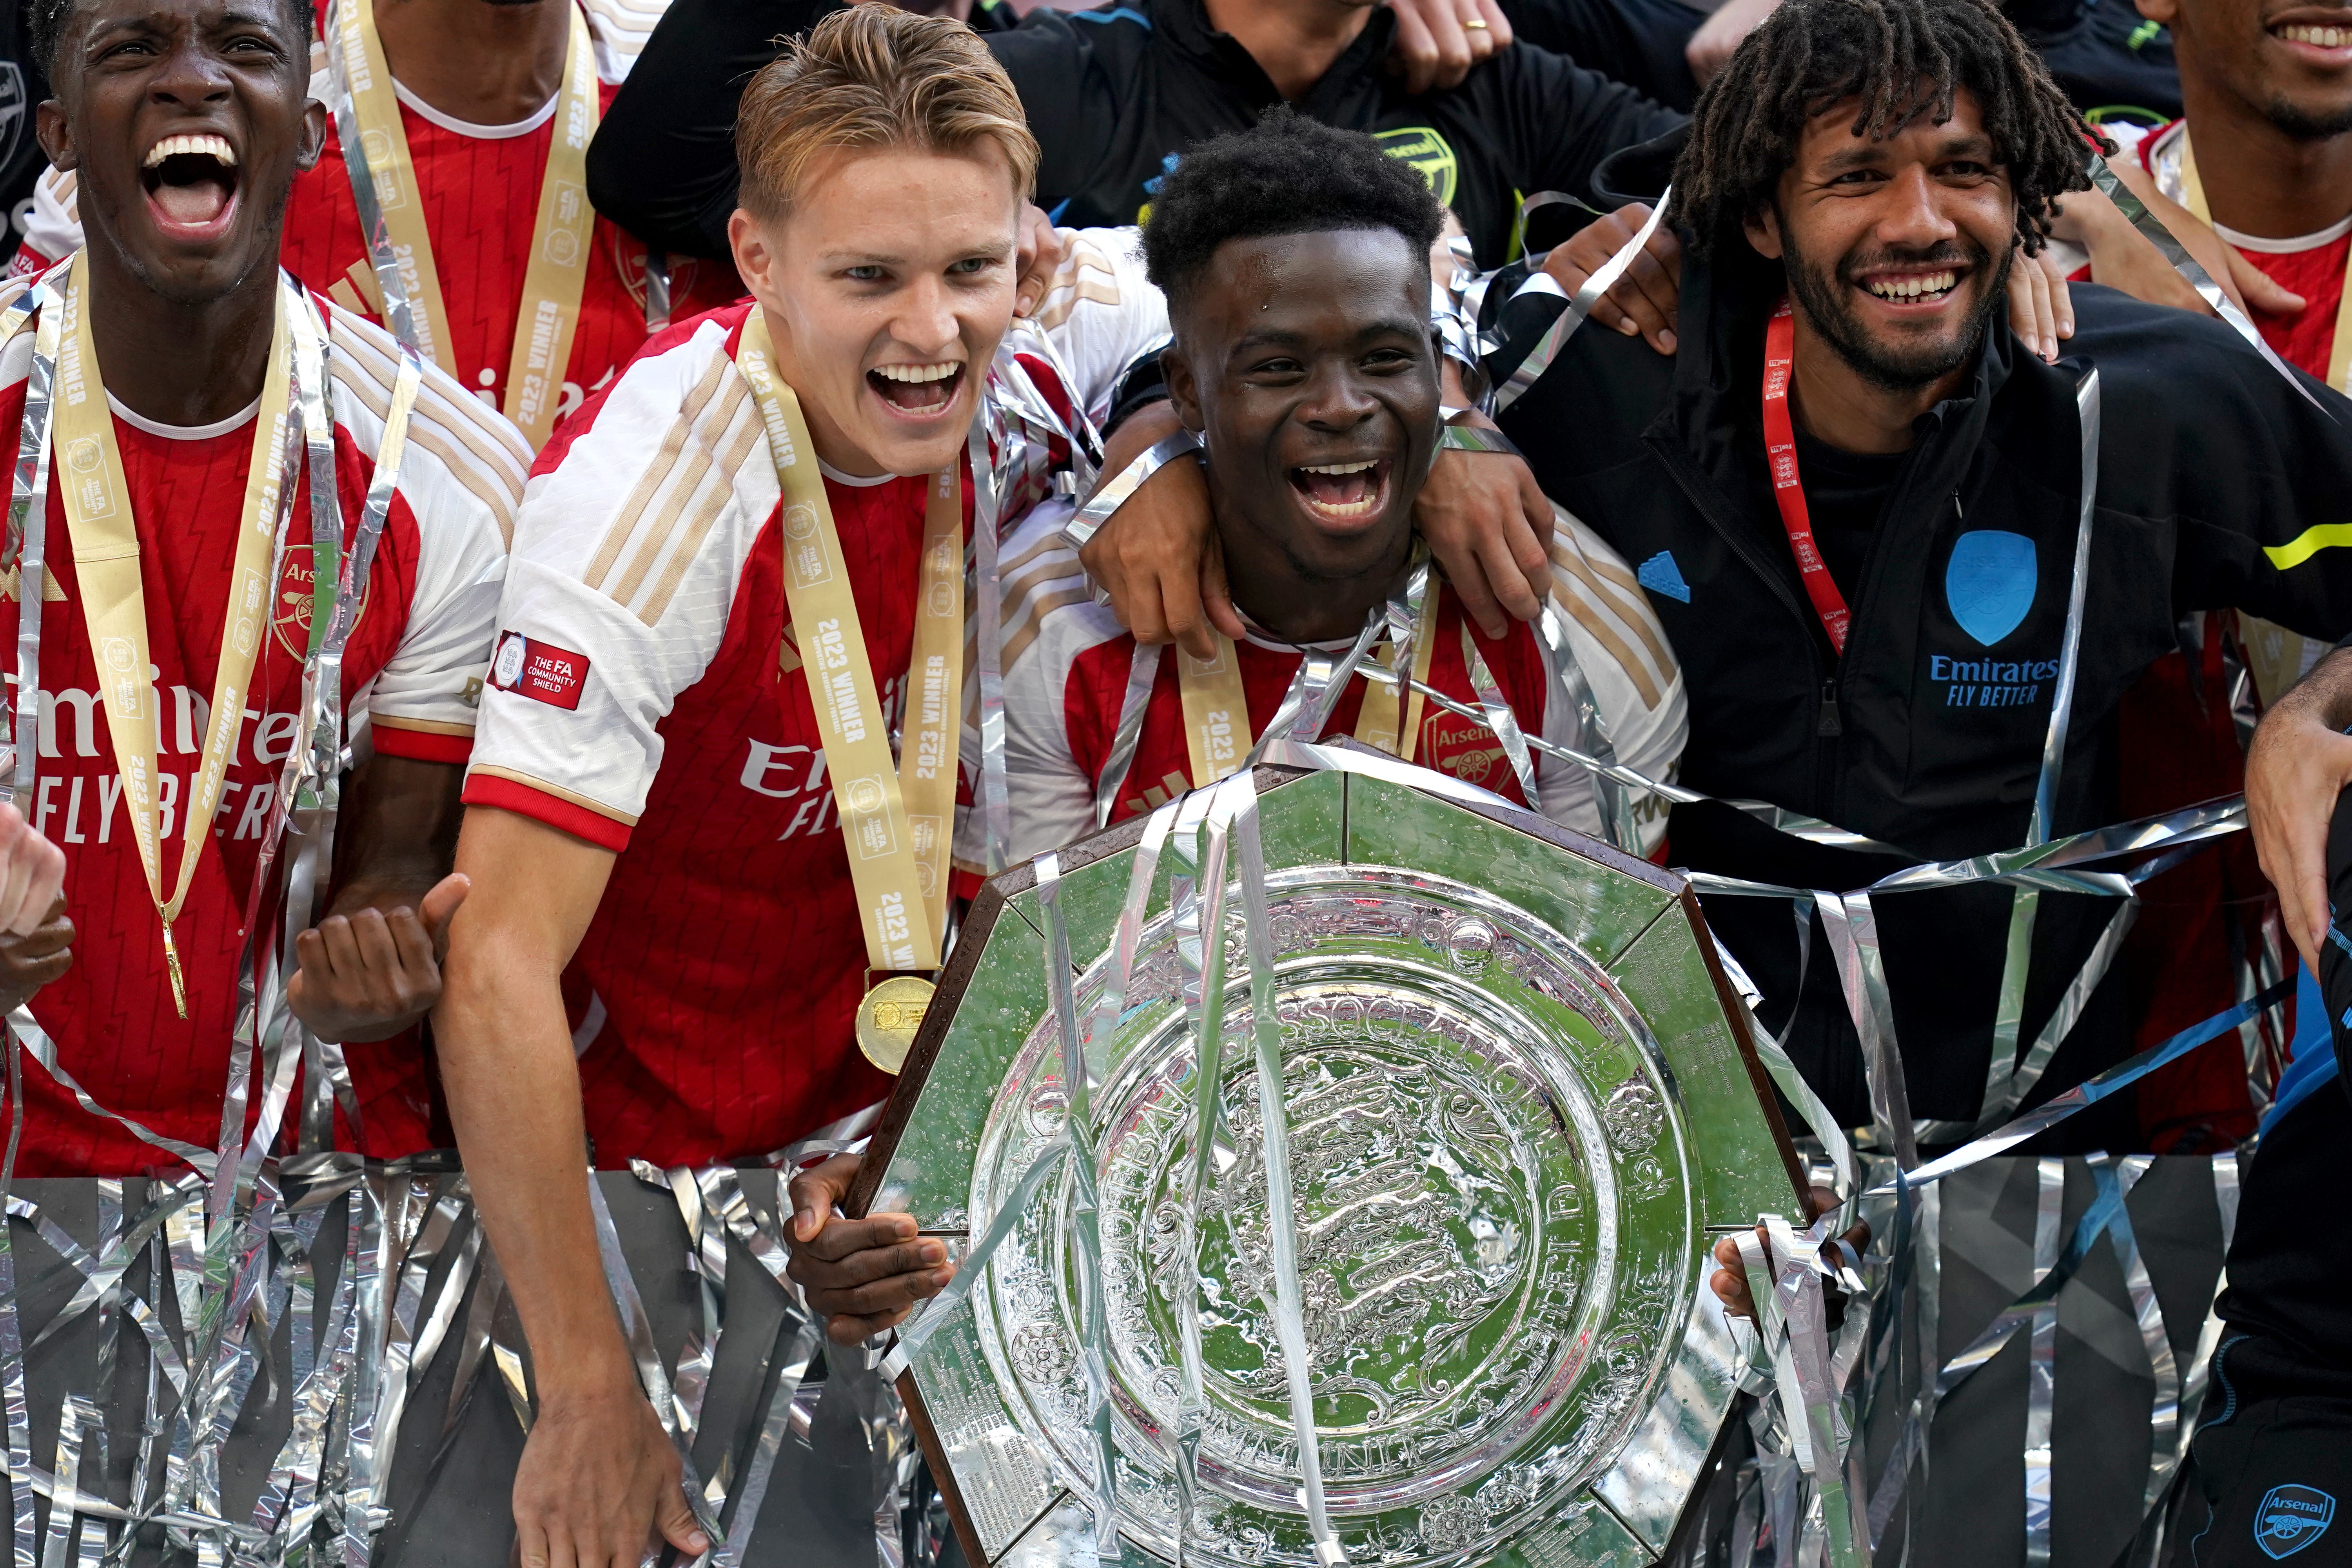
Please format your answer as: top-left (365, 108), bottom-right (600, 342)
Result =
top-left (5, 0), bottom-right (2352, 1558)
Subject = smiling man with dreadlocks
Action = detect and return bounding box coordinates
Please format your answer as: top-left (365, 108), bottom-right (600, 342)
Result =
top-left (1495, 0), bottom-right (2352, 1161)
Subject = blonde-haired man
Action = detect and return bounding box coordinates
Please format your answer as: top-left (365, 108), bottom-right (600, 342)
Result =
top-left (433, 7), bottom-right (1167, 1560)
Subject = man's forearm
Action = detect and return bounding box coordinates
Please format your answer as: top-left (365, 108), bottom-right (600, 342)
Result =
top-left (2279, 644), bottom-right (2352, 731)
top-left (329, 755), bottom-right (463, 916)
top-left (438, 949), bottom-right (632, 1392)
top-left (436, 811), bottom-right (635, 1399)
top-left (1101, 398), bottom-right (1182, 475)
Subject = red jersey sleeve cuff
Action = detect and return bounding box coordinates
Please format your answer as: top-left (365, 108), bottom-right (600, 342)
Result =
top-left (371, 720), bottom-right (473, 765)
top-left (463, 770), bottom-right (634, 852)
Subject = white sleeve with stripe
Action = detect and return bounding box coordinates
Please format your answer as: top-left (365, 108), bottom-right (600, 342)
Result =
top-left (956, 498), bottom-right (1118, 870)
top-left (1535, 502), bottom-right (1687, 855)
top-left (328, 306), bottom-right (529, 748)
top-left (467, 315), bottom-right (774, 829)
top-left (1021, 227), bottom-right (1169, 425)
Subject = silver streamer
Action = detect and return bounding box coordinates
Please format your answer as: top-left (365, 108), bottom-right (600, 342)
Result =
top-left (1090, 642), bottom-right (1160, 829)
top-left (327, 0), bottom-right (427, 360)
top-left (2, 277), bottom-right (58, 808)
top-left (1492, 189), bottom-right (1673, 412)
top-left (1223, 773), bottom-right (1344, 1566)
top-left (1461, 630), bottom-right (1540, 806)
top-left (969, 412), bottom-right (1012, 874)
top-left (2022, 1157), bottom-right (2065, 1568)
top-left (1060, 431), bottom-right (1201, 555)
top-left (1034, 854), bottom-right (1122, 1566)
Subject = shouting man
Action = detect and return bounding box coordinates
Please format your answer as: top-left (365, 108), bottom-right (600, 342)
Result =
top-left (990, 111), bottom-right (1685, 858)
top-left (434, 8), bottom-right (1167, 1561)
top-left (0, 0), bottom-right (524, 1170)
top-left (16, 0), bottom-right (740, 450)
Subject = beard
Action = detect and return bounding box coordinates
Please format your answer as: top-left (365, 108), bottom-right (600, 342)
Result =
top-left (2262, 91), bottom-right (2352, 139)
top-left (1778, 214), bottom-right (2010, 392)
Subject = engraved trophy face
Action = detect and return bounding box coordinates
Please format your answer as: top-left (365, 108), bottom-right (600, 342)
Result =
top-left (859, 766), bottom-right (1802, 1568)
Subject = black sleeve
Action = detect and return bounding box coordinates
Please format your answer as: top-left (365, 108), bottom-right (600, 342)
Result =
top-left (1497, 0), bottom-right (1704, 112)
top-left (969, 11), bottom-right (1124, 212)
top-left (2116, 294), bottom-right (2352, 641)
top-left (586, 0), bottom-right (846, 259)
top-left (1488, 44), bottom-right (1688, 218)
top-left (588, 2), bottom-right (1111, 260)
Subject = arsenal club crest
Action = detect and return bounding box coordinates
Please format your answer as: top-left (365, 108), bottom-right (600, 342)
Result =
top-left (2258, 1485), bottom-right (2336, 1560)
top-left (272, 546), bottom-right (370, 659)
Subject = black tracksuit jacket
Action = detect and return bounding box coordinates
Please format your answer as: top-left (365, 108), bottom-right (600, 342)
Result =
top-left (585, 0), bottom-right (1684, 270)
top-left (1494, 221), bottom-right (2352, 1142)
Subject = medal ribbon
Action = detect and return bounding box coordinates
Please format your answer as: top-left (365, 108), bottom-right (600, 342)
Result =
top-left (51, 254), bottom-right (302, 1019)
top-left (734, 311), bottom-right (960, 972)
top-left (1174, 599), bottom-right (1440, 788)
top-left (497, 8), bottom-right (600, 447)
top-left (1763, 297), bottom-right (1853, 653)
top-left (336, 0), bottom-right (600, 447)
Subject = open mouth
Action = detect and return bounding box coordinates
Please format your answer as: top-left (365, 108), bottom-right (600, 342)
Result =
top-left (867, 361), bottom-right (964, 418)
top-left (1287, 457), bottom-right (1393, 526)
top-left (1858, 268), bottom-right (1961, 306)
top-left (140, 132), bottom-right (240, 239)
top-left (2273, 16), bottom-right (2352, 50)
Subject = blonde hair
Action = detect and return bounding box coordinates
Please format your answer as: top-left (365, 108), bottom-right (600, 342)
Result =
top-left (734, 6), bottom-right (1041, 220)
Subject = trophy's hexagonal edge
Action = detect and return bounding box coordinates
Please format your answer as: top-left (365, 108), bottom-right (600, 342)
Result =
top-left (1585, 1258), bottom-right (1745, 1555)
top-left (1677, 886), bottom-right (1810, 1210)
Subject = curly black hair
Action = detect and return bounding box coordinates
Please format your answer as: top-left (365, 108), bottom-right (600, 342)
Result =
top-left (1141, 109), bottom-right (1446, 321)
top-left (30, 0), bottom-right (316, 83)
top-left (1671, 0), bottom-right (2107, 258)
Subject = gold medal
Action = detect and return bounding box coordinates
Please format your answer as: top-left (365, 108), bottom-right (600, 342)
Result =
top-left (162, 922), bottom-right (186, 1021)
top-left (856, 974), bottom-right (936, 1075)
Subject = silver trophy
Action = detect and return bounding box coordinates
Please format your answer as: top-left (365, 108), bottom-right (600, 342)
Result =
top-left (851, 757), bottom-right (1805, 1568)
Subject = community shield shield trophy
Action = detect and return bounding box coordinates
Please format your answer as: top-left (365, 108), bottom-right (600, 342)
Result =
top-left (849, 756), bottom-right (1806, 1568)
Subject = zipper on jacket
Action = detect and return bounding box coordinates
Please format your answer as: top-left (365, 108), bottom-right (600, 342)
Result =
top-left (1817, 680), bottom-right (1842, 736)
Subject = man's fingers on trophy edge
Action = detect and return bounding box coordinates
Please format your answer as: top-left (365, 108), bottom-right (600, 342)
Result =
top-left (824, 1236), bottom-right (946, 1288)
top-left (824, 1305), bottom-right (910, 1345)
top-left (820, 1270), bottom-right (946, 1317)
top-left (786, 1153), bottom-right (862, 1240)
top-left (795, 1213), bottom-right (914, 1265)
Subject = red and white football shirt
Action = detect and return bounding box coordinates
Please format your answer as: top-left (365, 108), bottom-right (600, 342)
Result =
top-left (0, 274), bottom-right (526, 1175)
top-left (2118, 119), bottom-right (2351, 381)
top-left (13, 0), bottom-right (735, 441)
top-left (464, 233), bottom-right (1169, 1168)
top-left (980, 500), bottom-right (1687, 861)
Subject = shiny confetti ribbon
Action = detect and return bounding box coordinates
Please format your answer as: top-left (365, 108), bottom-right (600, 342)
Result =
top-left (1870, 975), bottom-right (2293, 1196)
top-left (1166, 786), bottom-right (1230, 1566)
top-left (1223, 771), bottom-right (1346, 1566)
top-left (1492, 188), bottom-right (1673, 412)
top-left (969, 407), bottom-right (1012, 875)
top-left (1036, 852), bottom-right (1123, 1566)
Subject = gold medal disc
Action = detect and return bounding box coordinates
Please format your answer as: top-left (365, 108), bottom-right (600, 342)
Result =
top-left (856, 975), bottom-right (936, 1074)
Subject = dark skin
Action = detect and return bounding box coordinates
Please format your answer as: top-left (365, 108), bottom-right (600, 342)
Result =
top-left (2138, 0), bottom-right (2352, 242)
top-left (785, 223), bottom-right (1445, 1336)
top-left (1162, 227), bottom-right (1440, 642)
top-left (0, 0), bottom-right (467, 1038)
top-left (371, 0), bottom-right (569, 128)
